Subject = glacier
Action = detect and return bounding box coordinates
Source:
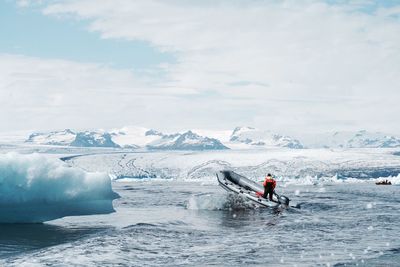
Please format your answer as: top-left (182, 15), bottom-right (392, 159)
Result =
top-left (0, 153), bottom-right (119, 223)
top-left (62, 148), bottom-right (400, 185)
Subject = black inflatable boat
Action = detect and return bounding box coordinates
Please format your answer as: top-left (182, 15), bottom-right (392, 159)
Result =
top-left (216, 170), bottom-right (290, 208)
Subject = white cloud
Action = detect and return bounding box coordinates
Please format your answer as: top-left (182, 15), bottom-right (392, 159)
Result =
top-left (5, 0), bottom-right (400, 134)
top-left (0, 54), bottom-right (252, 132)
top-left (0, 54), bottom-right (181, 131)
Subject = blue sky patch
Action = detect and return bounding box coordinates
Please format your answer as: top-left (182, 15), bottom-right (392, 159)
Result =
top-left (0, 1), bottom-right (175, 69)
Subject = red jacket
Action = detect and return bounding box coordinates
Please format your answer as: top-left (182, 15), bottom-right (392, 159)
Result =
top-left (263, 177), bottom-right (276, 189)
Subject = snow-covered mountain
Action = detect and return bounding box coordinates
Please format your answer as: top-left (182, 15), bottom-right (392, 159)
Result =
top-left (111, 127), bottom-right (228, 150)
top-left (71, 131), bottom-right (120, 148)
top-left (109, 127), bottom-right (162, 148)
top-left (26, 127), bottom-right (228, 150)
top-left (147, 131), bottom-right (229, 150)
top-left (26, 129), bottom-right (76, 146)
top-left (25, 127), bottom-right (399, 150)
top-left (229, 126), bottom-right (304, 149)
top-left (304, 130), bottom-right (400, 148)
top-left (26, 130), bottom-right (119, 148)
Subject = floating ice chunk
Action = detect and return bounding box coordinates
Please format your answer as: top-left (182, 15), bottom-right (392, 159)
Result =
top-left (0, 153), bottom-right (119, 223)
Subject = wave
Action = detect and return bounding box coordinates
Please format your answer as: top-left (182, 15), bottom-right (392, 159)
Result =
top-left (0, 153), bottom-right (119, 223)
top-left (185, 193), bottom-right (257, 210)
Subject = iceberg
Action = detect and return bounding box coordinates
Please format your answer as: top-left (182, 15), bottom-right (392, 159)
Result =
top-left (0, 153), bottom-right (119, 223)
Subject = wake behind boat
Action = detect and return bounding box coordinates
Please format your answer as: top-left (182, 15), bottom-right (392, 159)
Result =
top-left (216, 170), bottom-right (290, 208)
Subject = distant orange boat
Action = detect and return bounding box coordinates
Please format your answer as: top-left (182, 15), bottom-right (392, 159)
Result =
top-left (375, 180), bottom-right (392, 185)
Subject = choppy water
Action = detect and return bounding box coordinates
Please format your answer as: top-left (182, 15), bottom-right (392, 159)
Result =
top-left (1, 181), bottom-right (399, 266)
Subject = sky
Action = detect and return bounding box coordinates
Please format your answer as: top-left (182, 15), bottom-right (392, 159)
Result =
top-left (1, 0), bottom-right (400, 136)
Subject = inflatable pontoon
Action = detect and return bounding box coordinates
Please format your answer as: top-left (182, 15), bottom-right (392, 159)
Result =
top-left (216, 170), bottom-right (290, 208)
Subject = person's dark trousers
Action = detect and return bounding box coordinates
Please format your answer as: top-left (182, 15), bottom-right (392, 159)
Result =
top-left (263, 184), bottom-right (274, 201)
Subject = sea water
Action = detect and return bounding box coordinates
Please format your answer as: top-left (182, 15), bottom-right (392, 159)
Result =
top-left (1, 180), bottom-right (399, 266)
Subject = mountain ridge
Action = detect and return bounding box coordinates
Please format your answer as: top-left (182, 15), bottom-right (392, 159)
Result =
top-left (24, 127), bottom-right (400, 149)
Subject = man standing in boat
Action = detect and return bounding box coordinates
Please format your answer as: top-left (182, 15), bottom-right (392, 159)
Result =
top-left (263, 173), bottom-right (276, 201)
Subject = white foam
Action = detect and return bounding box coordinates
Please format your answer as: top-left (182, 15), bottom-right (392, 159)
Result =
top-left (0, 153), bottom-right (119, 223)
top-left (185, 193), bottom-right (256, 210)
top-left (382, 174), bottom-right (400, 185)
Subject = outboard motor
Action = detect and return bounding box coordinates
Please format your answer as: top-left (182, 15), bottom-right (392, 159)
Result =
top-left (278, 195), bottom-right (290, 206)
